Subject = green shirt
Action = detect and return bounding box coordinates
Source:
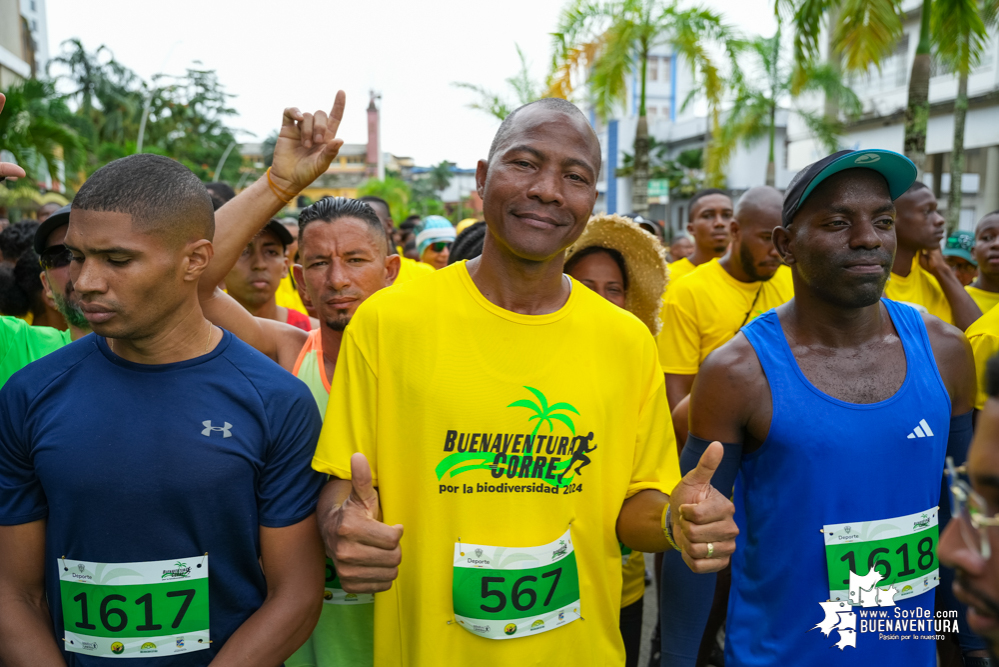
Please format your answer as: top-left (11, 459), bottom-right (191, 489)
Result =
top-left (0, 316), bottom-right (73, 389)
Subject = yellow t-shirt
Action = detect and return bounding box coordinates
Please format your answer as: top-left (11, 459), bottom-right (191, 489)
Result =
top-left (966, 304), bottom-right (999, 409)
top-left (884, 257), bottom-right (954, 325)
top-left (275, 272), bottom-right (309, 316)
top-left (394, 256), bottom-right (435, 285)
top-left (313, 262), bottom-right (679, 666)
top-left (967, 285), bottom-right (999, 316)
top-left (667, 256), bottom-right (696, 285)
top-left (658, 260), bottom-right (794, 374)
top-left (620, 548), bottom-right (645, 608)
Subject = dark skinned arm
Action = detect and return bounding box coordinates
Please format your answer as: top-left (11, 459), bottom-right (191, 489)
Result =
top-left (665, 373), bottom-right (696, 412)
top-left (209, 515), bottom-right (324, 667)
top-left (921, 249), bottom-right (982, 331)
top-left (0, 520), bottom-right (65, 666)
top-left (923, 315), bottom-right (977, 415)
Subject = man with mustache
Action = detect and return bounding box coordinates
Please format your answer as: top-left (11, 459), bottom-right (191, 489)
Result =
top-left (659, 186), bottom-right (791, 411)
top-left (683, 150), bottom-right (977, 665)
top-left (311, 98), bottom-right (739, 666)
top-left (885, 182), bottom-right (981, 331)
top-left (940, 355), bottom-right (999, 664)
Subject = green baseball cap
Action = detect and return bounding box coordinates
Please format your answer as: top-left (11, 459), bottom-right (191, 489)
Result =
top-left (943, 231), bottom-right (977, 266)
top-left (783, 149), bottom-right (918, 226)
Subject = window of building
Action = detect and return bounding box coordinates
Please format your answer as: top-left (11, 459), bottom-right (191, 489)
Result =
top-left (649, 57), bottom-right (658, 81)
top-left (661, 56), bottom-right (671, 85)
top-left (30, 0), bottom-right (36, 10)
top-left (648, 105), bottom-right (657, 117)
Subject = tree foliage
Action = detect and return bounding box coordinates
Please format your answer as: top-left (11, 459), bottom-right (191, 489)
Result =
top-left (3, 38), bottom-right (247, 193)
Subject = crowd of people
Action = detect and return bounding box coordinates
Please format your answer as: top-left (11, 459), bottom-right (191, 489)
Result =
top-left (2, 88), bottom-right (999, 667)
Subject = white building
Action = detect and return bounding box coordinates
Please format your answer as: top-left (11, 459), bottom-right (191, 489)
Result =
top-left (591, 2), bottom-right (999, 237)
top-left (590, 48), bottom-right (793, 239)
top-left (19, 0), bottom-right (47, 74)
top-left (788, 0), bottom-right (999, 231)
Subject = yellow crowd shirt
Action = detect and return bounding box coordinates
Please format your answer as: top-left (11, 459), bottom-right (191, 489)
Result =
top-left (394, 256), bottom-right (435, 285)
top-left (275, 272), bottom-right (310, 316)
top-left (658, 260), bottom-right (794, 374)
top-left (966, 304), bottom-right (999, 409)
top-left (967, 285), bottom-right (999, 316)
top-left (884, 257), bottom-right (954, 325)
top-left (655, 256), bottom-right (701, 345)
top-left (313, 261), bottom-right (679, 666)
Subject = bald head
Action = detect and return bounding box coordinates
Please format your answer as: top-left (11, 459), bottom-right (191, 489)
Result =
top-left (488, 98), bottom-right (601, 173)
top-left (734, 186), bottom-right (783, 232)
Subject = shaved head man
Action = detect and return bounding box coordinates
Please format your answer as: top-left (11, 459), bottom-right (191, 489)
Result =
top-left (659, 186), bottom-right (793, 411)
top-left (312, 98), bottom-right (737, 666)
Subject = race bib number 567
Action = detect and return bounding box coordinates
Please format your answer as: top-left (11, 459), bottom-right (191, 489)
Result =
top-left (60, 555), bottom-right (209, 658)
top-left (452, 529), bottom-right (581, 640)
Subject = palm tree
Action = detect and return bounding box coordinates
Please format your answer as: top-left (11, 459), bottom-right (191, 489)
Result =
top-left (778, 0), bottom-right (989, 174)
top-left (722, 30), bottom-right (861, 185)
top-left (550, 0), bottom-right (734, 214)
top-left (49, 38), bottom-right (142, 149)
top-left (933, 0), bottom-right (996, 230)
top-left (508, 386), bottom-right (579, 438)
top-left (453, 45), bottom-right (544, 121)
top-left (0, 79), bottom-right (85, 185)
top-left (428, 161), bottom-right (454, 200)
top-left (358, 176), bottom-right (413, 224)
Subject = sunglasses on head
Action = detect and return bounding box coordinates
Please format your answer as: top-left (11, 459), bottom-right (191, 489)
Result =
top-left (39, 244), bottom-right (72, 270)
top-left (430, 241), bottom-right (452, 252)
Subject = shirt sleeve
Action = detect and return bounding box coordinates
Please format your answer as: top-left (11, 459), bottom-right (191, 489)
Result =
top-left (0, 380), bottom-right (48, 525)
top-left (658, 285), bottom-right (702, 375)
top-left (313, 325), bottom-right (379, 484)
top-left (627, 339), bottom-right (681, 499)
top-left (257, 389), bottom-right (326, 528)
top-left (969, 332), bottom-right (999, 410)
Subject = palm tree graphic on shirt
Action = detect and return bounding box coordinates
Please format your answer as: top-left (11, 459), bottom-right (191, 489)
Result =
top-left (507, 386), bottom-right (579, 439)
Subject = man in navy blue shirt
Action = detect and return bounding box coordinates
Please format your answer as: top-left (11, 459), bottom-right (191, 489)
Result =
top-left (0, 146), bottom-right (339, 665)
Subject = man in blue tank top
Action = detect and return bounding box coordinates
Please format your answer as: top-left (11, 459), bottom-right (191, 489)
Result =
top-left (681, 150), bottom-right (981, 665)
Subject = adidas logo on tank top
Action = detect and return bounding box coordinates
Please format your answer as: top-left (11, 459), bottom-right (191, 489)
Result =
top-left (906, 419), bottom-right (935, 439)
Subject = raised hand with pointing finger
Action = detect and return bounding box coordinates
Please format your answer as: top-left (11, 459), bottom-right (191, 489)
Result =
top-left (667, 441), bottom-right (738, 573)
top-left (268, 90), bottom-right (347, 197)
top-left (319, 453), bottom-right (404, 594)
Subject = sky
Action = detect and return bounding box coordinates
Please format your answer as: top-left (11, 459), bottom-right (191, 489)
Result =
top-left (46, 0), bottom-right (777, 170)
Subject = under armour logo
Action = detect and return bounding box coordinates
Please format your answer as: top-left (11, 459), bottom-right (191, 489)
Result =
top-left (202, 420), bottom-right (232, 437)
top-left (854, 153), bottom-right (881, 164)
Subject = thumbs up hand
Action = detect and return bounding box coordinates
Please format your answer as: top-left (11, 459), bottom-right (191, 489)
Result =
top-left (324, 453), bottom-right (404, 593)
top-left (668, 442), bottom-right (739, 574)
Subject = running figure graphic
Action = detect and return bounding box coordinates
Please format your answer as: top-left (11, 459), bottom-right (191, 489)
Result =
top-left (559, 432), bottom-right (598, 483)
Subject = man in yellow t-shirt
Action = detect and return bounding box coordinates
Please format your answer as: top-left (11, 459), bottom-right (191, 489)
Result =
top-left (659, 187), bottom-right (792, 410)
top-left (966, 303), bottom-right (999, 409)
top-left (884, 182), bottom-right (981, 330)
top-left (312, 98), bottom-right (738, 667)
top-left (667, 188), bottom-right (733, 284)
top-left (966, 211), bottom-right (999, 315)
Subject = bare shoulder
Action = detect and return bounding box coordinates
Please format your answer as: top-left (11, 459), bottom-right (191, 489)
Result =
top-left (257, 317), bottom-right (310, 372)
top-left (689, 331), bottom-right (769, 443)
top-left (697, 332), bottom-right (766, 392)
top-left (921, 312), bottom-right (976, 412)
